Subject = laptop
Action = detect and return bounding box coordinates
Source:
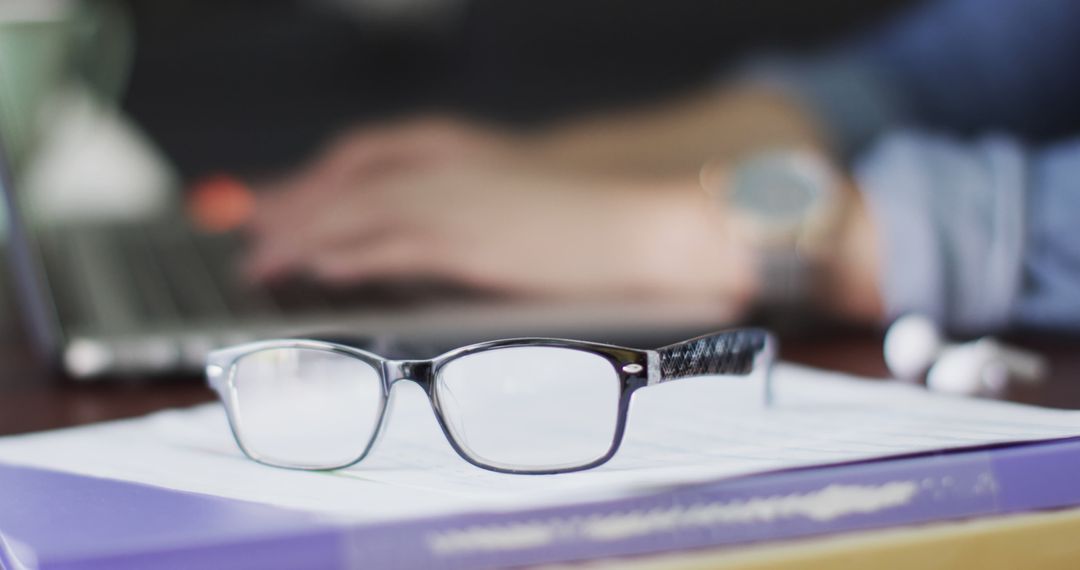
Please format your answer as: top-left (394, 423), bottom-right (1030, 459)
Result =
top-left (0, 29), bottom-right (733, 381)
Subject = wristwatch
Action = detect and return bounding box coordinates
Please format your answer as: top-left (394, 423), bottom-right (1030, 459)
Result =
top-left (700, 149), bottom-right (847, 306)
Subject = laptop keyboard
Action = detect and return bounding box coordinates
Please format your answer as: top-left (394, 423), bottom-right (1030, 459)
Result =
top-left (38, 219), bottom-right (482, 332)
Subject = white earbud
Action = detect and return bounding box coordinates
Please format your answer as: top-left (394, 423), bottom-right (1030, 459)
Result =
top-left (884, 314), bottom-right (1048, 397)
top-left (883, 314), bottom-right (942, 382)
top-left (926, 338), bottom-right (1047, 397)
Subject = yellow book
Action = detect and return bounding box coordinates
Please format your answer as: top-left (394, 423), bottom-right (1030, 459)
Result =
top-left (566, 507), bottom-right (1080, 570)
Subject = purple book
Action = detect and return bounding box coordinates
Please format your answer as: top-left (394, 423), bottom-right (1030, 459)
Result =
top-left (3, 436), bottom-right (1080, 570)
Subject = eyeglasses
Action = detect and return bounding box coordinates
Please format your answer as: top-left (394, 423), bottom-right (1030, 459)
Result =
top-left (205, 328), bottom-right (776, 475)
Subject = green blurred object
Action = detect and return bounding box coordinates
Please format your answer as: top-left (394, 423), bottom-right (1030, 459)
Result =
top-left (0, 0), bottom-right (132, 174)
top-left (0, 13), bottom-right (70, 172)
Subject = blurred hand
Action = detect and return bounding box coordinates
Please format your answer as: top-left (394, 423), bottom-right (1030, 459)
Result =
top-left (242, 100), bottom-right (879, 320)
top-left (249, 117), bottom-right (523, 234)
top-left (245, 122), bottom-right (756, 306)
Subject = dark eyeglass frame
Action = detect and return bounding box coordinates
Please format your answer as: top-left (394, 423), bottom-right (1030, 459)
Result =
top-left (206, 328), bottom-right (777, 475)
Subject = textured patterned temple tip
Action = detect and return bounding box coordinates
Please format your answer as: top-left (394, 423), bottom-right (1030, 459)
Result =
top-left (655, 328), bottom-right (774, 384)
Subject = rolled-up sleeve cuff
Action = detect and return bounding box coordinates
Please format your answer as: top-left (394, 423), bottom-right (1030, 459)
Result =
top-left (854, 131), bottom-right (1026, 333)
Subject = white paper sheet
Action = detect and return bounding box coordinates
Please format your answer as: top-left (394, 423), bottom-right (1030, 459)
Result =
top-left (1, 364), bottom-right (1078, 523)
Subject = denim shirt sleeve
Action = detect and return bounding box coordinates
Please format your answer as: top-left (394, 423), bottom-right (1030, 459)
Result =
top-left (856, 131), bottom-right (1080, 333)
top-left (746, 0), bottom-right (1080, 156)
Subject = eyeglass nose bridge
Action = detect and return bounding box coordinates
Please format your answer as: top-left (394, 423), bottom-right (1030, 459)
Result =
top-left (384, 360), bottom-right (434, 388)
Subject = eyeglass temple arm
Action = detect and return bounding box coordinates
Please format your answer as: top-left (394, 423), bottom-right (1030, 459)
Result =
top-left (652, 328), bottom-right (777, 401)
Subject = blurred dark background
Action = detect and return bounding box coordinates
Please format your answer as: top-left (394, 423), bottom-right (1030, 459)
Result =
top-left (121, 0), bottom-right (916, 181)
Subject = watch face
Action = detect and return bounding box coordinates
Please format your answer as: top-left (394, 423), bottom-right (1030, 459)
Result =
top-left (730, 152), bottom-right (826, 225)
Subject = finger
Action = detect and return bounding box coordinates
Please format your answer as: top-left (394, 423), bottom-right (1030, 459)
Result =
top-left (244, 207), bottom-right (393, 283)
top-left (305, 236), bottom-right (437, 285)
top-left (307, 120), bottom-right (446, 185)
top-left (245, 133), bottom-right (392, 235)
top-left (248, 124), bottom-right (439, 234)
top-left (246, 173), bottom-right (323, 236)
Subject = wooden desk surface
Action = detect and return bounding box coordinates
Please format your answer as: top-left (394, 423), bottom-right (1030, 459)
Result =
top-left (1, 327), bottom-right (1078, 437)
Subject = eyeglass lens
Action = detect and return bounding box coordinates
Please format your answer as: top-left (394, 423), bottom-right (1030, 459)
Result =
top-left (230, 348), bottom-right (384, 469)
top-left (435, 346), bottom-right (621, 471)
